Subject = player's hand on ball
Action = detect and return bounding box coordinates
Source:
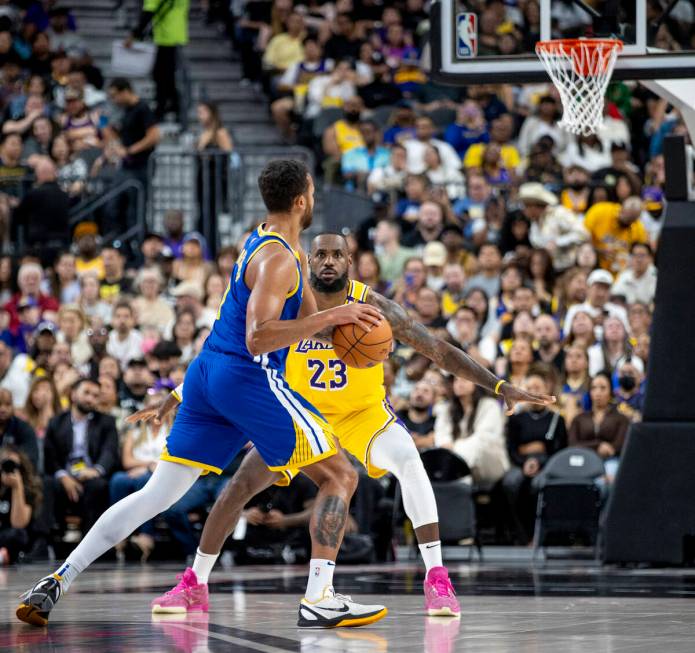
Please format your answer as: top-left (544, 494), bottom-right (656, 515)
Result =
top-left (500, 383), bottom-right (555, 415)
top-left (328, 303), bottom-right (382, 332)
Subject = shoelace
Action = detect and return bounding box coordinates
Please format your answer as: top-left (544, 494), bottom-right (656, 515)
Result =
top-left (164, 573), bottom-right (187, 596)
top-left (332, 592), bottom-right (353, 603)
top-left (18, 577), bottom-right (56, 600)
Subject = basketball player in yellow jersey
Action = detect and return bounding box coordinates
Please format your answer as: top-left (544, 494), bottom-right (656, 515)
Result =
top-left (137, 233), bottom-right (553, 616)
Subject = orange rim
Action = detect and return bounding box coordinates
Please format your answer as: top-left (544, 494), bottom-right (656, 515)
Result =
top-left (536, 38), bottom-right (623, 75)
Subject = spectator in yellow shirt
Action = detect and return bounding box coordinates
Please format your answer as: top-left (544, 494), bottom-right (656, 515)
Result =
top-left (262, 12), bottom-right (305, 75)
top-left (464, 114), bottom-right (520, 172)
top-left (584, 196), bottom-right (648, 274)
top-left (73, 222), bottom-right (105, 280)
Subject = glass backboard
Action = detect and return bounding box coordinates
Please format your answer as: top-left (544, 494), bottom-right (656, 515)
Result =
top-left (431, 0), bottom-right (695, 84)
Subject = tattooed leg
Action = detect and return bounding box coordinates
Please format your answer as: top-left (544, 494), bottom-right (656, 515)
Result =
top-left (312, 495), bottom-right (348, 549)
top-left (302, 452), bottom-right (358, 560)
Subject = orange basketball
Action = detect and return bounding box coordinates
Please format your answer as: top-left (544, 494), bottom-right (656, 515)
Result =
top-left (332, 319), bottom-right (393, 369)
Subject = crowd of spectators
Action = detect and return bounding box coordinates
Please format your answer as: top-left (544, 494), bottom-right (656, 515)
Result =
top-left (0, 0), bottom-right (690, 564)
top-left (0, 1), bottom-right (164, 265)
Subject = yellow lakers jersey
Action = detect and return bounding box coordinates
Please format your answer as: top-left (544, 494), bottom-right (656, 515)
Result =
top-left (286, 280), bottom-right (385, 415)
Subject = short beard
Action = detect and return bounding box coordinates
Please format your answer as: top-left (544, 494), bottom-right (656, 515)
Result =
top-left (76, 402), bottom-right (94, 415)
top-left (311, 271), bottom-right (348, 294)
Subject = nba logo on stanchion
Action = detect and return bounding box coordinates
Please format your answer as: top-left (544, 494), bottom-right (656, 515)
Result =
top-left (456, 13), bottom-right (477, 58)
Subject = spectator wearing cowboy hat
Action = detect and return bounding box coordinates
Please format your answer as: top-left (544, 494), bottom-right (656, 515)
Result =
top-left (170, 280), bottom-right (215, 329)
top-left (517, 182), bottom-right (588, 272)
top-left (422, 241), bottom-right (447, 292)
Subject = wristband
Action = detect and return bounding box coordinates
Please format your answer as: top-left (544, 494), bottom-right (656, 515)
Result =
top-left (494, 379), bottom-right (506, 395)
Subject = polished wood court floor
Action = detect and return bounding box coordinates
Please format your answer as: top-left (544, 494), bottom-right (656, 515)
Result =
top-left (2, 559), bottom-right (695, 652)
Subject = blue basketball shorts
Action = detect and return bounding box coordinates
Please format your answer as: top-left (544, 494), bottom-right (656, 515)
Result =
top-left (161, 350), bottom-right (337, 474)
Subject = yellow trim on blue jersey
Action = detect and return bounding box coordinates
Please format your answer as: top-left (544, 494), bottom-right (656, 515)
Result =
top-left (217, 280), bottom-right (232, 319)
top-left (266, 447), bottom-right (336, 472)
top-left (160, 450), bottom-right (222, 475)
top-left (244, 237), bottom-right (301, 298)
top-left (172, 388), bottom-right (182, 402)
top-left (257, 224), bottom-right (301, 258)
top-left (275, 469), bottom-right (295, 487)
top-left (286, 267), bottom-right (301, 298)
top-left (244, 237), bottom-right (286, 267)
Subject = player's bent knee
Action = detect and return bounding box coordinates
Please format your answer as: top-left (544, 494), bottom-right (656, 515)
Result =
top-left (313, 455), bottom-right (358, 494)
top-left (222, 474), bottom-right (257, 503)
top-left (401, 456), bottom-right (426, 484)
top-left (336, 462), bottom-right (359, 494)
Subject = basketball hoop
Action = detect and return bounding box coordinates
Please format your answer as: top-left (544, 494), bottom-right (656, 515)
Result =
top-left (536, 38), bottom-right (623, 137)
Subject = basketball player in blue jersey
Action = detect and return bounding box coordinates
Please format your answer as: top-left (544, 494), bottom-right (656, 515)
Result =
top-left (17, 160), bottom-right (389, 629)
top-left (141, 232), bottom-right (555, 618)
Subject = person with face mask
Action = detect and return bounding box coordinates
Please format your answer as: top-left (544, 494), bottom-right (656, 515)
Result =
top-left (422, 241), bottom-right (447, 292)
top-left (614, 359), bottom-right (645, 422)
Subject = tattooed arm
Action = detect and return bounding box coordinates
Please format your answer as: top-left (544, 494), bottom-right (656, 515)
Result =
top-left (366, 290), bottom-right (555, 412)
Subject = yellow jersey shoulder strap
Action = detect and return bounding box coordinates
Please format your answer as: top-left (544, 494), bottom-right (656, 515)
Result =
top-left (346, 279), bottom-right (369, 304)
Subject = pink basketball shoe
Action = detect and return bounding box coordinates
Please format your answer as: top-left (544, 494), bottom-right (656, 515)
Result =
top-left (423, 567), bottom-right (460, 617)
top-left (151, 568), bottom-right (209, 614)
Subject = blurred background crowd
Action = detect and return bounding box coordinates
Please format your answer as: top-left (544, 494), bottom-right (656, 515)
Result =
top-left (0, 0), bottom-right (688, 566)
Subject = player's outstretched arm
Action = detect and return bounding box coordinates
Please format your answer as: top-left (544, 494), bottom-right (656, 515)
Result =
top-left (245, 246), bottom-right (382, 356)
top-left (367, 291), bottom-right (555, 413)
top-left (125, 385), bottom-right (182, 425)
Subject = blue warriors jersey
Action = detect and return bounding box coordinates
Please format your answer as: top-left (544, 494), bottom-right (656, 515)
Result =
top-left (204, 224), bottom-right (303, 370)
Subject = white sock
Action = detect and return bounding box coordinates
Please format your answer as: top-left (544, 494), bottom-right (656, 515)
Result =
top-left (192, 548), bottom-right (219, 585)
top-left (419, 541), bottom-right (443, 572)
top-left (304, 559), bottom-right (336, 602)
top-left (53, 560), bottom-right (81, 592)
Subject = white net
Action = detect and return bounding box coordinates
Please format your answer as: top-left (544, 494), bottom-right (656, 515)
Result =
top-left (536, 39), bottom-right (623, 137)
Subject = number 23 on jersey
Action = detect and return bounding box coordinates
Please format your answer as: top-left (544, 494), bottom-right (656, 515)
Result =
top-left (307, 359), bottom-right (348, 390)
